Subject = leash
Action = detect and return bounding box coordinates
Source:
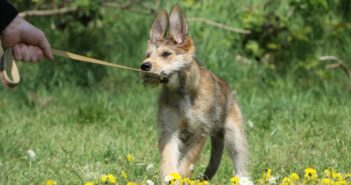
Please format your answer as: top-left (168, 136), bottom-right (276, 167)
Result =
top-left (0, 48), bottom-right (148, 88)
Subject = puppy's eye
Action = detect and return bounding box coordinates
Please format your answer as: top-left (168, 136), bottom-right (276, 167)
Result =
top-left (161, 51), bottom-right (172, 58)
top-left (145, 53), bottom-right (150, 58)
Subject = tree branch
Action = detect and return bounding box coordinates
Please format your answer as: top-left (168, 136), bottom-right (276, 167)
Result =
top-left (187, 17), bottom-right (251, 34)
top-left (319, 55), bottom-right (351, 89)
top-left (19, 7), bottom-right (78, 18)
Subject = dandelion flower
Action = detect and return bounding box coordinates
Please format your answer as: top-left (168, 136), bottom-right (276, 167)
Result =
top-left (101, 174), bottom-right (117, 184)
top-left (121, 170), bottom-right (128, 179)
top-left (46, 179), bottom-right (56, 185)
top-left (127, 182), bottom-right (137, 185)
top-left (289, 172), bottom-right (299, 182)
top-left (127, 154), bottom-right (134, 162)
top-left (84, 182), bottom-right (94, 185)
top-left (321, 178), bottom-right (332, 185)
top-left (231, 176), bottom-right (239, 185)
top-left (304, 168), bottom-right (318, 181)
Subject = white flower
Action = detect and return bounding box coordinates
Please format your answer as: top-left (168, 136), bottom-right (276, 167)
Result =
top-left (146, 164), bottom-right (154, 171)
top-left (189, 164), bottom-right (195, 171)
top-left (164, 175), bottom-right (173, 183)
top-left (146, 179), bottom-right (155, 185)
top-left (26, 149), bottom-right (36, 161)
top-left (268, 176), bottom-right (277, 184)
top-left (239, 176), bottom-right (254, 185)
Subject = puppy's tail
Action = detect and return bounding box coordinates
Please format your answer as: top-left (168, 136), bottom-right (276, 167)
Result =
top-left (202, 129), bottom-right (224, 180)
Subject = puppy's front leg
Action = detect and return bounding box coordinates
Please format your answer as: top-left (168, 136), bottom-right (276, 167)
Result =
top-left (159, 131), bottom-right (181, 182)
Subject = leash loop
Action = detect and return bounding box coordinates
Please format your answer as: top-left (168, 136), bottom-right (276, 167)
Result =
top-left (0, 48), bottom-right (20, 88)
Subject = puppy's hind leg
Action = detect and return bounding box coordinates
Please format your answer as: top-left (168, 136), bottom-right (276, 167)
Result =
top-left (224, 104), bottom-right (249, 177)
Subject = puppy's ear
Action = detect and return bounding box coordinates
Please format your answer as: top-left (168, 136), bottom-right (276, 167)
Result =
top-left (169, 5), bottom-right (188, 44)
top-left (150, 10), bottom-right (168, 44)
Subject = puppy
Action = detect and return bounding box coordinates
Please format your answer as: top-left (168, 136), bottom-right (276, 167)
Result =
top-left (140, 5), bottom-right (249, 183)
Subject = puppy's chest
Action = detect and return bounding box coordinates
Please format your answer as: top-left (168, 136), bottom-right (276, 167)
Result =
top-left (176, 95), bottom-right (211, 134)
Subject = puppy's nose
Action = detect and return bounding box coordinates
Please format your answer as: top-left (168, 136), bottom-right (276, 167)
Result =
top-left (140, 62), bottom-right (152, 71)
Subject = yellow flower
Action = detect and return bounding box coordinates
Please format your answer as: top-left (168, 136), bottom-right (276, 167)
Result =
top-left (46, 179), bottom-right (57, 185)
top-left (84, 182), bottom-right (94, 185)
top-left (183, 177), bottom-right (195, 185)
top-left (332, 172), bottom-right (344, 181)
top-left (321, 178), bottom-right (332, 185)
top-left (127, 154), bottom-right (134, 162)
top-left (263, 168), bottom-right (272, 180)
top-left (289, 172), bottom-right (300, 182)
top-left (231, 176), bottom-right (239, 185)
top-left (127, 182), bottom-right (138, 185)
top-left (121, 170), bottom-right (128, 179)
top-left (279, 177), bottom-right (292, 185)
top-left (195, 180), bottom-right (209, 185)
top-left (170, 172), bottom-right (182, 180)
top-left (324, 169), bottom-right (334, 178)
top-left (101, 174), bottom-right (117, 184)
top-left (304, 168), bottom-right (318, 181)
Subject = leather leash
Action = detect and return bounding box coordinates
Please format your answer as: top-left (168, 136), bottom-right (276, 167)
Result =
top-left (0, 48), bottom-right (148, 88)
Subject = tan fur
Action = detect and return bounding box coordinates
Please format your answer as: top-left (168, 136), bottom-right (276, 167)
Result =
top-left (141, 5), bottom-right (249, 183)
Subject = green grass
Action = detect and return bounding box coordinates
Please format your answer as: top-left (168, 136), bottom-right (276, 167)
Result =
top-left (0, 68), bottom-right (350, 184)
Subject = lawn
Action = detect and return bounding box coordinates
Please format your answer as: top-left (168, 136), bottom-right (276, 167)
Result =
top-left (0, 64), bottom-right (350, 184)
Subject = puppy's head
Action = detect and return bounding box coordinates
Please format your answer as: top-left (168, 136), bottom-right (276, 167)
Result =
top-left (141, 5), bottom-right (195, 86)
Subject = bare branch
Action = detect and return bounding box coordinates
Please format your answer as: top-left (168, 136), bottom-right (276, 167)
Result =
top-left (19, 7), bottom-right (78, 18)
top-left (187, 17), bottom-right (251, 34)
top-left (319, 55), bottom-right (351, 88)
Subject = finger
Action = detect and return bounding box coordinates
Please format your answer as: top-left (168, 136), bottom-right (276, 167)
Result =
top-left (13, 44), bottom-right (23, 61)
top-left (21, 44), bottom-right (30, 62)
top-left (35, 47), bottom-right (44, 61)
top-left (28, 46), bottom-right (38, 62)
top-left (38, 35), bottom-right (53, 60)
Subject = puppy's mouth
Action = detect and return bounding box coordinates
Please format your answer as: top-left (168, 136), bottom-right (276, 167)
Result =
top-left (142, 71), bottom-right (170, 86)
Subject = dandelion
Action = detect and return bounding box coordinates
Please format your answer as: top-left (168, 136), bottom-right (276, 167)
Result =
top-left (321, 178), bottom-right (332, 185)
top-left (46, 179), bottom-right (56, 185)
top-left (231, 176), bottom-right (239, 185)
top-left (289, 172), bottom-right (300, 182)
top-left (279, 177), bottom-right (291, 185)
top-left (127, 182), bottom-right (138, 185)
top-left (195, 180), bottom-right (208, 185)
top-left (101, 174), bottom-right (117, 184)
top-left (304, 168), bottom-right (318, 182)
top-left (84, 182), bottom-right (94, 185)
top-left (127, 154), bottom-right (134, 162)
top-left (165, 172), bottom-right (182, 185)
top-left (121, 170), bottom-right (128, 179)
top-left (183, 177), bottom-right (195, 185)
top-left (258, 168), bottom-right (274, 184)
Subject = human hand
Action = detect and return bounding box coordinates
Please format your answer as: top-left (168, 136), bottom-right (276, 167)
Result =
top-left (1, 15), bottom-right (53, 61)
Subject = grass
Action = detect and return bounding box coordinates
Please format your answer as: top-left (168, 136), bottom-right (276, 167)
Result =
top-left (0, 65), bottom-right (350, 184)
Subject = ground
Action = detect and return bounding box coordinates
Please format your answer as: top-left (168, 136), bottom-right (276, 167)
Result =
top-left (0, 69), bottom-right (350, 184)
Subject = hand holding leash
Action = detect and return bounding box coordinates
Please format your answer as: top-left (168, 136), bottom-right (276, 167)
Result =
top-left (0, 48), bottom-right (152, 88)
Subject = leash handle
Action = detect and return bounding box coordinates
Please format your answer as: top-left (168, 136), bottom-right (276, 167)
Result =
top-left (1, 48), bottom-right (149, 88)
top-left (0, 48), bottom-right (20, 88)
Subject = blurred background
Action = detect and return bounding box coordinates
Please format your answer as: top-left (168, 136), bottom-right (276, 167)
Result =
top-left (0, 0), bottom-right (350, 184)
